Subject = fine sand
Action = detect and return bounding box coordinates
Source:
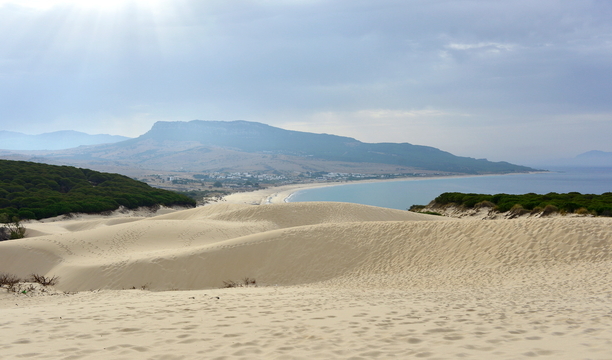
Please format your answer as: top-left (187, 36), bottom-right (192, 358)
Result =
top-left (1, 202), bottom-right (612, 359)
top-left (221, 182), bottom-right (339, 205)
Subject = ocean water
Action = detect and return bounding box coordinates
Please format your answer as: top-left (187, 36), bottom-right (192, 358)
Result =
top-left (287, 167), bottom-right (612, 210)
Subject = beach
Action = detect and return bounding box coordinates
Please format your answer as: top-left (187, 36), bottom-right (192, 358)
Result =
top-left (220, 172), bottom-right (542, 207)
top-left (1, 201), bottom-right (612, 359)
top-left (221, 182), bottom-right (338, 205)
top-left (221, 175), bottom-right (480, 206)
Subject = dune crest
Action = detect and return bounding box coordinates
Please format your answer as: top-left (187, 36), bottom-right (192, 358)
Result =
top-left (1, 202), bottom-right (610, 293)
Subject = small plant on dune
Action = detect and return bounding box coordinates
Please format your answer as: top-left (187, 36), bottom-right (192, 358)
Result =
top-left (541, 204), bottom-right (559, 216)
top-left (407, 205), bottom-right (443, 216)
top-left (223, 278), bottom-right (257, 288)
top-left (29, 274), bottom-right (59, 286)
top-left (0, 214), bottom-right (26, 241)
top-left (127, 284), bottom-right (150, 290)
top-left (223, 280), bottom-right (239, 288)
top-left (408, 205), bottom-right (426, 212)
top-left (419, 211), bottom-right (444, 216)
top-left (0, 273), bottom-right (21, 292)
top-left (530, 206), bottom-right (543, 215)
top-left (574, 207), bottom-right (589, 215)
top-left (242, 277), bottom-right (257, 287)
top-left (475, 200), bottom-right (495, 209)
top-left (508, 204), bottom-right (529, 217)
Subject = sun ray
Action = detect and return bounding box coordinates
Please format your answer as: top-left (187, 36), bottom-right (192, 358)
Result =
top-left (0, 0), bottom-right (163, 11)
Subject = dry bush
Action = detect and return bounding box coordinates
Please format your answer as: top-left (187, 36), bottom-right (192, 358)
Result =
top-left (223, 278), bottom-right (257, 288)
top-left (29, 274), bottom-right (59, 286)
top-left (530, 206), bottom-right (543, 215)
top-left (575, 207), bottom-right (590, 215)
top-left (541, 204), bottom-right (559, 216)
top-left (475, 200), bottom-right (495, 209)
top-left (242, 277), bottom-right (257, 287)
top-left (509, 204), bottom-right (529, 216)
top-left (0, 274), bottom-right (21, 289)
top-left (223, 280), bottom-right (239, 288)
top-left (130, 283), bottom-right (151, 290)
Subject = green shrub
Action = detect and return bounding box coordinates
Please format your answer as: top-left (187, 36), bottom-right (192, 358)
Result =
top-left (475, 200), bottom-right (495, 208)
top-left (429, 191), bottom-right (612, 216)
top-left (542, 204), bottom-right (559, 216)
top-left (408, 205), bottom-right (426, 212)
top-left (530, 206), bottom-right (543, 215)
top-left (509, 204), bottom-right (529, 216)
top-left (419, 211), bottom-right (444, 216)
top-left (575, 207), bottom-right (590, 215)
top-left (0, 214), bottom-right (26, 240)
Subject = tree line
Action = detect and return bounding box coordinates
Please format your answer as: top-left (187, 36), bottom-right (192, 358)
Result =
top-left (421, 191), bottom-right (612, 216)
top-left (0, 160), bottom-right (195, 221)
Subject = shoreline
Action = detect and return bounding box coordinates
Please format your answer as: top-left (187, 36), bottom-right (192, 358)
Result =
top-left (221, 172), bottom-right (538, 206)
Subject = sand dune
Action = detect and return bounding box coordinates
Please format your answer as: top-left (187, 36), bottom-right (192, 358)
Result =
top-left (2, 201), bottom-right (612, 359)
top-left (2, 202), bottom-right (611, 292)
top-left (1, 202), bottom-right (448, 291)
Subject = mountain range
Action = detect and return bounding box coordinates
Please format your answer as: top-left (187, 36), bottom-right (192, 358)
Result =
top-left (0, 130), bottom-right (130, 150)
top-left (525, 150), bottom-right (612, 168)
top-left (574, 151), bottom-right (612, 167)
top-left (1, 120), bottom-right (537, 175)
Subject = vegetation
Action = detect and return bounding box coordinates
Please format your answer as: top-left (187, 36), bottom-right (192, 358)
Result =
top-left (0, 160), bottom-right (196, 220)
top-left (178, 189), bottom-right (230, 206)
top-left (419, 211), bottom-right (444, 216)
top-left (425, 191), bottom-right (612, 216)
top-left (0, 213), bottom-right (26, 240)
top-left (407, 205), bottom-right (443, 216)
top-left (0, 272), bottom-right (59, 294)
top-left (0, 273), bottom-right (21, 289)
top-left (29, 274), bottom-right (59, 286)
top-left (223, 277), bottom-right (257, 288)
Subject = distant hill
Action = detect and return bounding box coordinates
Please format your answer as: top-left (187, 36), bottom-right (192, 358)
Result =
top-left (0, 130), bottom-right (130, 150)
top-left (0, 120), bottom-right (537, 175)
top-left (0, 160), bottom-right (195, 220)
top-left (575, 151), bottom-right (612, 166)
top-left (535, 150), bottom-right (612, 168)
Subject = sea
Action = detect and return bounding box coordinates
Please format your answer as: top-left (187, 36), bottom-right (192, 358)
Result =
top-left (286, 167), bottom-right (612, 210)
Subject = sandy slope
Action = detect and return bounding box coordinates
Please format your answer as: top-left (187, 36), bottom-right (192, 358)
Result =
top-left (0, 202), bottom-right (445, 291)
top-left (1, 202), bottom-right (612, 359)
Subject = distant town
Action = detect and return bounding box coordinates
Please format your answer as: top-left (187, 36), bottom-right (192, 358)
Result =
top-left (136, 170), bottom-right (449, 205)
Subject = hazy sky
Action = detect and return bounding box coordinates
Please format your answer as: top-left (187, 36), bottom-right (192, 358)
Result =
top-left (1, 0), bottom-right (611, 165)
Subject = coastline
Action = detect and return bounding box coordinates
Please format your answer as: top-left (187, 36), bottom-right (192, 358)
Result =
top-left (221, 172), bottom-right (526, 206)
top-left (221, 181), bottom-right (341, 205)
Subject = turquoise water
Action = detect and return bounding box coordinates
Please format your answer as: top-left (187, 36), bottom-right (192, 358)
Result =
top-left (287, 167), bottom-right (612, 210)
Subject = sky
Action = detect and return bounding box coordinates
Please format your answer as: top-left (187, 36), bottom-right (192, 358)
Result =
top-left (1, 0), bottom-right (611, 165)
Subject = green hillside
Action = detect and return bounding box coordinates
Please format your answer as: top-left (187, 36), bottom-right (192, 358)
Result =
top-left (0, 160), bottom-right (195, 220)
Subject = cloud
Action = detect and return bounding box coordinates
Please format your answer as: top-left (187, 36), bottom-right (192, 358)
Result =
top-left (0, 0), bottom-right (611, 163)
top-left (281, 108), bottom-right (469, 144)
top-left (445, 42), bottom-right (516, 53)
